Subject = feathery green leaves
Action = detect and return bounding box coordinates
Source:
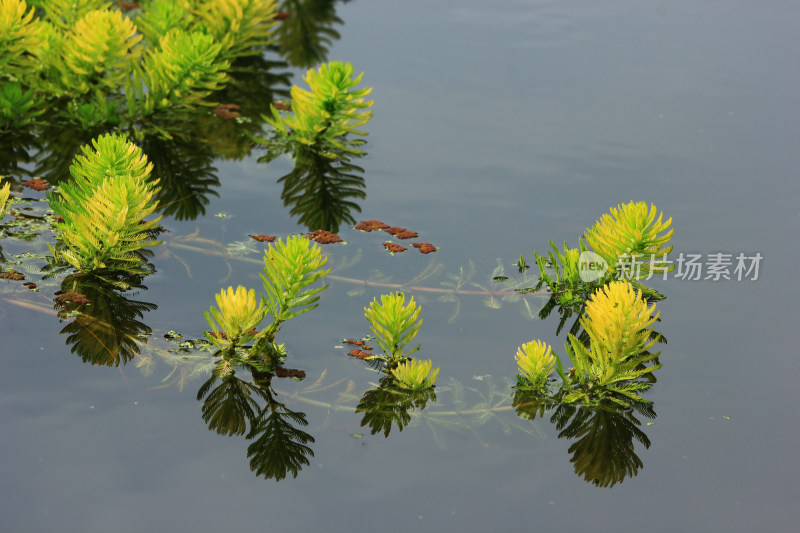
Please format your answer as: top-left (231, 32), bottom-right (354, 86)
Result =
top-left (47, 133), bottom-right (162, 274)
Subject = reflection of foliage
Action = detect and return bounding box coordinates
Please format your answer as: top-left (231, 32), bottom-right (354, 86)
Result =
top-left (275, 0), bottom-right (342, 68)
top-left (247, 385), bottom-right (315, 481)
top-left (275, 145), bottom-right (366, 233)
top-left (140, 131), bottom-right (221, 220)
top-left (551, 401), bottom-right (654, 488)
top-left (55, 273), bottom-right (156, 366)
top-left (356, 376), bottom-right (437, 437)
top-left (196, 366), bottom-right (315, 481)
top-left (197, 371), bottom-right (266, 436)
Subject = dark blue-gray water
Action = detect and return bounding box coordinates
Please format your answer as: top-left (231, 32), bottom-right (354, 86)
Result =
top-left (2, 1), bottom-right (799, 531)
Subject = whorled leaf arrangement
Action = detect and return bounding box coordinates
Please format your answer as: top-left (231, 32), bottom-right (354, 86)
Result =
top-left (532, 201), bottom-right (673, 303)
top-left (134, 28), bottom-right (229, 116)
top-left (392, 358), bottom-right (440, 391)
top-left (361, 292), bottom-right (439, 390)
top-left (0, 0), bottom-right (45, 80)
top-left (515, 280), bottom-right (661, 406)
top-left (57, 8), bottom-right (142, 95)
top-left (260, 60), bottom-right (373, 157)
top-left (1, 0), bottom-right (280, 132)
top-left (583, 200), bottom-right (674, 279)
top-left (202, 235), bottom-right (330, 367)
top-left (47, 133), bottom-right (162, 274)
top-left (562, 281), bottom-right (661, 404)
top-left (204, 286), bottom-right (267, 352)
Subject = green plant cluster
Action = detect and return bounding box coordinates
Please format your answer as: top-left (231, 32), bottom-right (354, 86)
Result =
top-left (203, 235), bottom-right (330, 369)
top-left (0, 0), bottom-right (279, 131)
top-left (258, 60), bottom-right (373, 158)
top-left (515, 280), bottom-right (661, 406)
top-left (46, 132), bottom-right (162, 276)
top-left (533, 201), bottom-right (673, 305)
top-left (362, 292), bottom-right (439, 391)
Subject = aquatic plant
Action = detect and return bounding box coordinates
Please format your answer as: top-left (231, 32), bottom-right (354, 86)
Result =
top-left (562, 281), bottom-right (661, 404)
top-left (364, 292), bottom-right (422, 366)
top-left (257, 235), bottom-right (330, 342)
top-left (514, 280), bottom-right (661, 405)
top-left (392, 358), bottom-right (440, 391)
top-left (187, 0), bottom-right (279, 60)
top-left (533, 240), bottom-right (589, 305)
top-left (46, 133), bottom-right (162, 274)
top-left (515, 340), bottom-right (557, 391)
top-left (531, 201), bottom-right (673, 303)
top-left (56, 8), bottom-right (142, 95)
top-left (0, 0), bottom-right (45, 81)
top-left (0, 81), bottom-right (43, 131)
top-left (204, 286), bottom-right (267, 352)
top-left (134, 28), bottom-right (229, 117)
top-left (260, 61), bottom-right (373, 157)
top-left (583, 201), bottom-right (674, 279)
top-left (0, 176), bottom-right (10, 219)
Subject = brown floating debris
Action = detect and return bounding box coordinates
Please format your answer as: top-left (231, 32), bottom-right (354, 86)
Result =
top-left (22, 178), bottom-right (49, 191)
top-left (412, 242), bottom-right (437, 254)
top-left (384, 226), bottom-right (404, 236)
top-left (395, 230), bottom-right (418, 240)
top-left (275, 367), bottom-right (306, 379)
top-left (274, 12), bottom-right (291, 20)
top-left (307, 229), bottom-right (342, 244)
top-left (116, 1), bottom-right (140, 9)
top-left (54, 291), bottom-right (89, 304)
top-left (354, 220), bottom-right (389, 232)
top-left (23, 282), bottom-right (37, 290)
top-left (344, 339), bottom-right (374, 351)
top-left (384, 242), bottom-right (407, 253)
top-left (249, 234), bottom-right (276, 242)
top-left (348, 349), bottom-right (374, 360)
top-left (272, 101), bottom-right (292, 111)
top-left (0, 270), bottom-right (24, 281)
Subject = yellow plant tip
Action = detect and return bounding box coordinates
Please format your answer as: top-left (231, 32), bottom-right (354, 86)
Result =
top-left (584, 201), bottom-right (674, 276)
top-left (393, 359), bottom-right (439, 390)
top-left (581, 281), bottom-right (659, 362)
top-left (516, 340), bottom-right (556, 385)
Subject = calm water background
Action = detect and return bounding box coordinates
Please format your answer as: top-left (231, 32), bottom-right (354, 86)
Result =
top-left (2, 0), bottom-right (799, 531)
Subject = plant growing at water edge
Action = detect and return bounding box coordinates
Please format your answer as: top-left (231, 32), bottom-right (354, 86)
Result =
top-left (259, 61), bottom-right (373, 157)
top-left (46, 133), bottom-right (162, 275)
